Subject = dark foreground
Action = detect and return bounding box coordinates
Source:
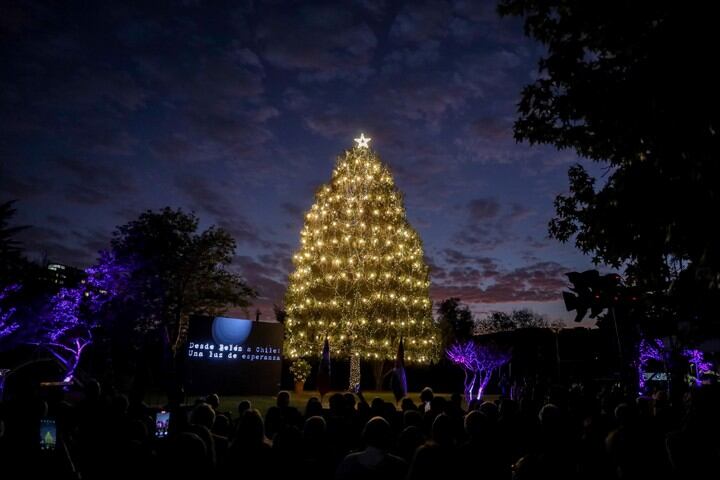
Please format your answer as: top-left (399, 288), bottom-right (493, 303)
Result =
top-left (1, 382), bottom-right (718, 480)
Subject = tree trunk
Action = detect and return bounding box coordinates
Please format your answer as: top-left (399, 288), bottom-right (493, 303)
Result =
top-left (372, 360), bottom-right (386, 391)
top-left (162, 326), bottom-right (181, 401)
top-left (349, 354), bottom-right (361, 391)
top-left (668, 349), bottom-right (688, 408)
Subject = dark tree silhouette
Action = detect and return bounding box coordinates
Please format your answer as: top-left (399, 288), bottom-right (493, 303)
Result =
top-left (477, 309), bottom-right (548, 334)
top-left (499, 1), bottom-right (720, 326)
top-left (436, 298), bottom-right (475, 347)
top-left (0, 200), bottom-right (29, 283)
top-left (110, 207), bottom-right (256, 355)
top-left (0, 284), bottom-right (21, 339)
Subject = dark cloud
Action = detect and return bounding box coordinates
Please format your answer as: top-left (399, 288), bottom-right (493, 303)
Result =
top-left (425, 254), bottom-right (447, 281)
top-left (389, 0), bottom-right (453, 45)
top-left (450, 0), bottom-right (529, 45)
top-left (467, 197), bottom-right (501, 220)
top-left (442, 249), bottom-right (497, 268)
top-left (432, 249), bottom-right (498, 289)
top-left (68, 228), bottom-right (110, 258)
top-left (233, 254), bottom-right (289, 320)
top-left (46, 214), bottom-right (70, 225)
top-left (282, 87), bottom-right (311, 111)
top-left (174, 174), bottom-right (293, 253)
top-left (381, 138), bottom-right (472, 214)
top-left (431, 260), bottom-right (569, 304)
top-left (523, 235), bottom-right (551, 250)
top-left (16, 225), bottom-right (96, 267)
top-left (257, 251), bottom-right (293, 276)
top-left (281, 202), bottom-right (304, 218)
top-left (255, 3), bottom-right (377, 83)
top-left (381, 70), bottom-right (480, 125)
top-left (2, 1), bottom-right (280, 176)
top-left (454, 197), bottom-right (535, 249)
top-left (2, 0), bottom-right (591, 321)
top-left (55, 157), bottom-right (136, 205)
top-left (382, 40), bottom-right (441, 70)
top-left (507, 203), bottom-right (532, 222)
top-left (454, 229), bottom-right (507, 250)
top-left (175, 175), bottom-right (233, 219)
top-left (471, 117), bottom-right (513, 142)
top-left (174, 174), bottom-right (269, 247)
top-left (0, 172), bottom-right (47, 200)
top-left (62, 184), bottom-right (112, 206)
top-left (142, 46), bottom-right (277, 165)
top-left (114, 206), bottom-right (145, 223)
top-left (303, 105), bottom-right (352, 138)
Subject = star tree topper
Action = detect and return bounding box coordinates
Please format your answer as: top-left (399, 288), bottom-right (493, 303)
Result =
top-left (354, 133), bottom-right (371, 149)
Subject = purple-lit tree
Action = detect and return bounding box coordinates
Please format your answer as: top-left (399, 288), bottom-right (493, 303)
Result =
top-left (683, 348), bottom-right (713, 386)
top-left (42, 287), bottom-right (90, 382)
top-left (447, 341), bottom-right (511, 402)
top-left (0, 283), bottom-right (21, 339)
top-left (636, 338), bottom-right (715, 393)
top-left (36, 251), bottom-right (129, 382)
top-left (636, 338), bottom-right (666, 393)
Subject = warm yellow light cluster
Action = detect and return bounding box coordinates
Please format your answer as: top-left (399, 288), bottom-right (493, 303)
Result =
top-left (284, 141), bottom-right (439, 364)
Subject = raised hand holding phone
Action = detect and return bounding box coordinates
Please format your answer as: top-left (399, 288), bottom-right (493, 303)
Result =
top-left (39, 418), bottom-right (57, 451)
top-left (155, 410), bottom-right (170, 438)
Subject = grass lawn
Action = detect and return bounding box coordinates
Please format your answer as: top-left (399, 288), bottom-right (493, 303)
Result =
top-left (147, 390), bottom-right (498, 417)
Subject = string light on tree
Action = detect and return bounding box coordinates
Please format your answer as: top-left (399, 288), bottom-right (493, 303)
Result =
top-left (285, 134), bottom-right (439, 388)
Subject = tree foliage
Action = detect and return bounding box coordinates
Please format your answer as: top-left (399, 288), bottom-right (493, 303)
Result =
top-left (284, 143), bottom-right (439, 364)
top-left (436, 297), bottom-right (475, 347)
top-left (31, 251), bottom-right (129, 381)
top-left (0, 284), bottom-right (21, 340)
top-left (109, 207), bottom-right (255, 353)
top-left (477, 309), bottom-right (548, 334)
top-left (499, 1), bottom-right (720, 301)
top-left (0, 200), bottom-right (30, 284)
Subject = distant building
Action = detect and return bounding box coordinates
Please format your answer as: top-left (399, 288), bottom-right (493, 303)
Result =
top-left (43, 262), bottom-right (84, 288)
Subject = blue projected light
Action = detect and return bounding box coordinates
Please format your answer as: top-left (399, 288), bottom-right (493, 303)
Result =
top-left (212, 317), bottom-right (253, 345)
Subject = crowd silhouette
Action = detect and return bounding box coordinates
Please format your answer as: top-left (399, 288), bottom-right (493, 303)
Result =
top-left (1, 380), bottom-right (718, 479)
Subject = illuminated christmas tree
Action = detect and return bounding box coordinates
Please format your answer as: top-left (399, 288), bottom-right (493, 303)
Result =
top-left (285, 134), bottom-right (439, 389)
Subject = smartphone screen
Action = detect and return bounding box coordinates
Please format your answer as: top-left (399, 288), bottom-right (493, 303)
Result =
top-left (155, 410), bottom-right (170, 438)
top-left (39, 418), bottom-right (57, 451)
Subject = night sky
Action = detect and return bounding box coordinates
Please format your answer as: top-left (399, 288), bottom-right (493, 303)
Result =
top-left (1, 1), bottom-right (600, 324)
